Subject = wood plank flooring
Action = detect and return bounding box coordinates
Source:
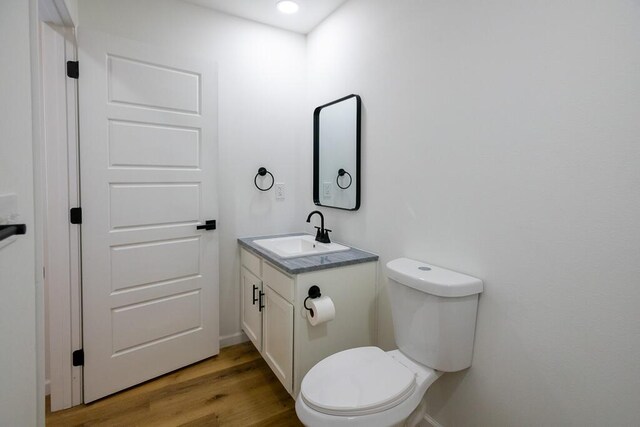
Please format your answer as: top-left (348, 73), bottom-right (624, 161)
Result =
top-left (46, 342), bottom-right (303, 426)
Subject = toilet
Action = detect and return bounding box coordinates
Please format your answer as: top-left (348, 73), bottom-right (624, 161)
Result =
top-left (296, 258), bottom-right (483, 427)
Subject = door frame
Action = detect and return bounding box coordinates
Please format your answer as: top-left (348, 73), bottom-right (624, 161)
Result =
top-left (40, 19), bottom-right (83, 410)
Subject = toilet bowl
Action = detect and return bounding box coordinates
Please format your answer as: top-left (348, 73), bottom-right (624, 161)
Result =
top-left (296, 258), bottom-right (483, 427)
top-left (296, 347), bottom-right (442, 427)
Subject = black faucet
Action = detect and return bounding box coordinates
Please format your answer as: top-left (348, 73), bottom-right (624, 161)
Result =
top-left (306, 210), bottom-right (331, 244)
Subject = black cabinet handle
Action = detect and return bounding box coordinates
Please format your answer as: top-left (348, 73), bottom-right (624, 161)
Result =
top-left (252, 285), bottom-right (258, 305)
top-left (258, 290), bottom-right (265, 312)
top-left (197, 220), bottom-right (216, 231)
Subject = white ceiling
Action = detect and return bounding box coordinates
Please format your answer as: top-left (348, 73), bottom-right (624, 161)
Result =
top-left (182, 0), bottom-right (349, 34)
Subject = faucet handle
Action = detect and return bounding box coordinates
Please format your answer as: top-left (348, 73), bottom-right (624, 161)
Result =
top-left (322, 228), bottom-right (332, 244)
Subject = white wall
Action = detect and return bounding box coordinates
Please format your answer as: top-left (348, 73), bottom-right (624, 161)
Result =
top-left (63, 0), bottom-right (78, 26)
top-left (0, 0), bottom-right (39, 425)
top-left (77, 0), bottom-right (307, 343)
top-left (306, 0), bottom-right (640, 425)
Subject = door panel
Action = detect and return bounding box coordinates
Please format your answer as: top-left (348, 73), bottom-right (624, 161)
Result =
top-left (241, 268), bottom-right (262, 351)
top-left (107, 54), bottom-right (200, 113)
top-left (110, 237), bottom-right (200, 291)
top-left (112, 290), bottom-right (202, 353)
top-left (79, 29), bottom-right (218, 402)
top-left (109, 120), bottom-right (200, 168)
top-left (263, 286), bottom-right (293, 393)
top-left (109, 183), bottom-right (200, 228)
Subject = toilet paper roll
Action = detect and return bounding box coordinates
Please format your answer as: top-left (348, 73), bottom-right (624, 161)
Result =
top-left (307, 296), bottom-right (336, 326)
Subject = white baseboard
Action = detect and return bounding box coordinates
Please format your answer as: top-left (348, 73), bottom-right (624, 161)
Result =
top-left (220, 331), bottom-right (248, 348)
top-left (45, 379), bottom-right (50, 396)
top-left (424, 413), bottom-right (444, 427)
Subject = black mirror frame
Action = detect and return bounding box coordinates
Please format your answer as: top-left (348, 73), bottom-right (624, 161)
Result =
top-left (313, 94), bottom-right (361, 211)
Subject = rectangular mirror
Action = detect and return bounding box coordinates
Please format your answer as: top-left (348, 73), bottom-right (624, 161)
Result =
top-left (313, 94), bottom-right (361, 211)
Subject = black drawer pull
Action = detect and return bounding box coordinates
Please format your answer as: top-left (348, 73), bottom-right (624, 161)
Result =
top-left (252, 285), bottom-right (258, 305)
top-left (258, 291), bottom-right (265, 312)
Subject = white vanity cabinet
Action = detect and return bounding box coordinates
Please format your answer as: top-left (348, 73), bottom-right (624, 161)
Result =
top-left (239, 246), bottom-right (377, 397)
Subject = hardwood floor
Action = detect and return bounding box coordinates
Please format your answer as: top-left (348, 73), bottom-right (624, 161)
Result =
top-left (46, 342), bottom-right (303, 426)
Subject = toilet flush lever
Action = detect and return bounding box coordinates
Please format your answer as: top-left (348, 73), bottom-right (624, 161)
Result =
top-left (197, 220), bottom-right (216, 231)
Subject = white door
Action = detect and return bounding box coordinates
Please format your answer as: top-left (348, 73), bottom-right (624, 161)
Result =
top-left (78, 29), bottom-right (219, 402)
top-left (0, 0), bottom-right (38, 423)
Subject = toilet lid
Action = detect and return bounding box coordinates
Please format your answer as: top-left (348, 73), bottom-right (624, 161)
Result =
top-left (300, 347), bottom-right (416, 416)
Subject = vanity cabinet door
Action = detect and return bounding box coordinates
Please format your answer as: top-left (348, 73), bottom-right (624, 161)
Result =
top-left (241, 267), bottom-right (263, 351)
top-left (263, 285), bottom-right (294, 394)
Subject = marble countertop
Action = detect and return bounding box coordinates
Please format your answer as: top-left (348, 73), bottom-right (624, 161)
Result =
top-left (238, 233), bottom-right (379, 275)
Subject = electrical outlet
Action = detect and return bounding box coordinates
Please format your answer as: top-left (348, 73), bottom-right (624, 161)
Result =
top-left (275, 183), bottom-right (285, 200)
top-left (323, 182), bottom-right (332, 198)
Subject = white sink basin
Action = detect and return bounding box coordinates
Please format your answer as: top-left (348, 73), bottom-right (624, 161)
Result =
top-left (253, 235), bottom-right (350, 259)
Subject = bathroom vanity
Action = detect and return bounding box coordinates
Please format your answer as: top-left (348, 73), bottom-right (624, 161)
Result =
top-left (238, 233), bottom-right (378, 397)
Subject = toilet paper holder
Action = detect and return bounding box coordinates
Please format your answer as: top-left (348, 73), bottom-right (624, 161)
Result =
top-left (304, 285), bottom-right (322, 316)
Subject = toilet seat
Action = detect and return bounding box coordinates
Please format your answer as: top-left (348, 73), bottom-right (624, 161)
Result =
top-left (300, 347), bottom-right (416, 417)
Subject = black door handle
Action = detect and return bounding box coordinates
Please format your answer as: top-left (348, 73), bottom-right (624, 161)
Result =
top-left (252, 285), bottom-right (258, 305)
top-left (197, 220), bottom-right (216, 231)
top-left (0, 224), bottom-right (26, 242)
top-left (258, 290), bottom-right (265, 312)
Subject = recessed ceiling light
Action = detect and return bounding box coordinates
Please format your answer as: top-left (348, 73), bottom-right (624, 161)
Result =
top-left (277, 0), bottom-right (299, 14)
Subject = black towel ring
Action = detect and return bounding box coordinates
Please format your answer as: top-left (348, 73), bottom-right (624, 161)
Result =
top-left (336, 168), bottom-right (352, 190)
top-left (254, 167), bottom-right (274, 191)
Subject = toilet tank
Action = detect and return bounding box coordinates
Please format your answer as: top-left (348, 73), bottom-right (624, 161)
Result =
top-left (386, 258), bottom-right (483, 372)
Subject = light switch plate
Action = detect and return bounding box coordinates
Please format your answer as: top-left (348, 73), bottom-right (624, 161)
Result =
top-left (323, 182), bottom-right (332, 198)
top-left (275, 183), bottom-right (285, 200)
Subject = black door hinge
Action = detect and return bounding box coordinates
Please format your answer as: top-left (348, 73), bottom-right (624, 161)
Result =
top-left (66, 61), bottom-right (79, 79)
top-left (72, 349), bottom-right (84, 366)
top-left (70, 207), bottom-right (82, 224)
